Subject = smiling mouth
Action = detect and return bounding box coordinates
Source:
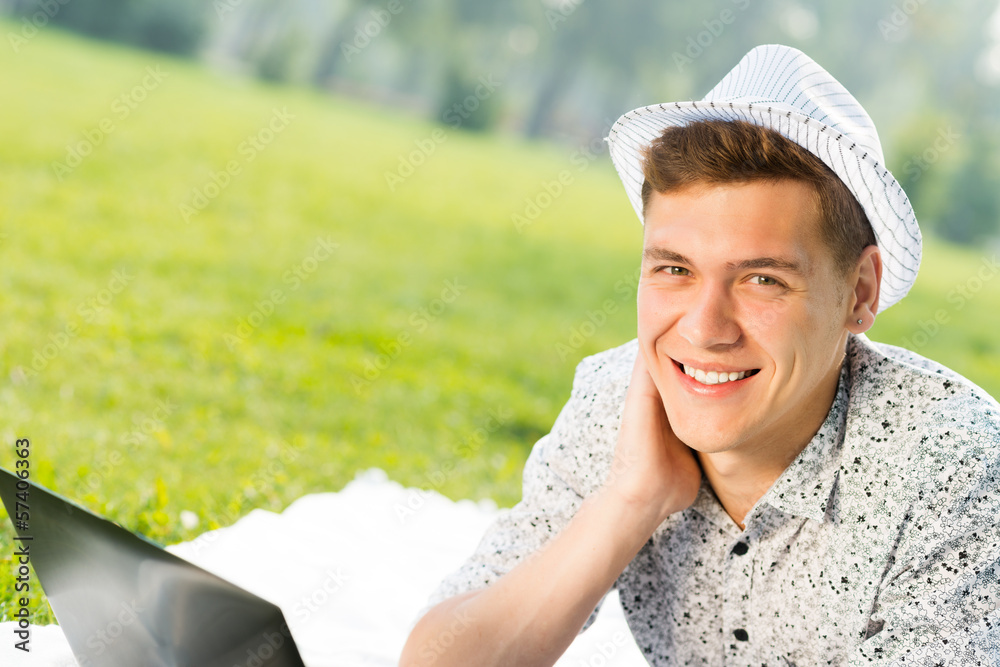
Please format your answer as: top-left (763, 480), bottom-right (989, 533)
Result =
top-left (677, 362), bottom-right (761, 386)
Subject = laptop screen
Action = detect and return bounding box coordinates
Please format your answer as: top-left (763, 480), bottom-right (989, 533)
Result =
top-left (0, 467), bottom-right (306, 667)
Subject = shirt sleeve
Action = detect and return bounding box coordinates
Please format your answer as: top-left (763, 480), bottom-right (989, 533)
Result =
top-left (418, 343), bottom-right (634, 632)
top-left (847, 428), bottom-right (1000, 665)
top-left (419, 432), bottom-right (610, 633)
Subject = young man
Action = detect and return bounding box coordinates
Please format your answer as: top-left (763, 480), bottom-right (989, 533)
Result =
top-left (401, 45), bottom-right (1000, 666)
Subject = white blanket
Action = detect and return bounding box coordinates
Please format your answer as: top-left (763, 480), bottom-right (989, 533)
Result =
top-left (0, 469), bottom-right (647, 666)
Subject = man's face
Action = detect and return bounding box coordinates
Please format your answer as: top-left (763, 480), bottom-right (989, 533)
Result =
top-left (638, 179), bottom-right (855, 457)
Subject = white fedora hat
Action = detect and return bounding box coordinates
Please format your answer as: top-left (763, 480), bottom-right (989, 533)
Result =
top-left (607, 44), bottom-right (920, 312)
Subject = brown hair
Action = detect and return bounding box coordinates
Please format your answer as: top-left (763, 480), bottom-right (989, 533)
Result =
top-left (640, 119), bottom-right (876, 276)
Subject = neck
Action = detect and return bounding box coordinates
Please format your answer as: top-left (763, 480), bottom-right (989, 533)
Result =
top-left (698, 353), bottom-right (845, 530)
top-left (697, 447), bottom-right (798, 531)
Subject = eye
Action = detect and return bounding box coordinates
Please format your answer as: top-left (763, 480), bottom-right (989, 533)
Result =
top-left (666, 266), bottom-right (691, 276)
top-left (749, 275), bottom-right (780, 286)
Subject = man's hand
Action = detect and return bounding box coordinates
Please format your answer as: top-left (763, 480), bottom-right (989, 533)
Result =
top-left (602, 349), bottom-right (702, 526)
top-left (400, 349), bottom-right (701, 667)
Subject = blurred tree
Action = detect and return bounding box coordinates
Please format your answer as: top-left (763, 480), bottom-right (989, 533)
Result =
top-left (881, 0), bottom-right (1000, 244)
top-left (131, 0), bottom-right (206, 55)
top-left (428, 0), bottom-right (519, 131)
top-left (938, 122), bottom-right (1000, 244)
top-left (310, 1), bottom-right (367, 89)
top-left (219, 0), bottom-right (286, 64)
top-left (17, 0), bottom-right (209, 55)
top-left (45, 0), bottom-right (137, 41)
top-left (891, 113), bottom-right (964, 239)
top-left (257, 25), bottom-right (304, 83)
top-left (3, 0), bottom-right (999, 243)
top-left (518, 0), bottom-right (688, 138)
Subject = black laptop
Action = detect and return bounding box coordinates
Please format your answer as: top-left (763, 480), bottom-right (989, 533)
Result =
top-left (0, 467), bottom-right (307, 667)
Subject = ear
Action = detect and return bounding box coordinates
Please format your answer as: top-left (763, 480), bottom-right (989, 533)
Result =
top-left (846, 245), bottom-right (882, 333)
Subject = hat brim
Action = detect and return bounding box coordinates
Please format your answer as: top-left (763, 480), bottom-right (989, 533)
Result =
top-left (607, 100), bottom-right (921, 313)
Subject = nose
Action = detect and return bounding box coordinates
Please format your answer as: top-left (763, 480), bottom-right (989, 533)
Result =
top-left (676, 283), bottom-right (741, 349)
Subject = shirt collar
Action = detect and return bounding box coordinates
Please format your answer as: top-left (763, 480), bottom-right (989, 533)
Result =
top-left (688, 344), bottom-right (852, 529)
top-left (759, 358), bottom-right (850, 523)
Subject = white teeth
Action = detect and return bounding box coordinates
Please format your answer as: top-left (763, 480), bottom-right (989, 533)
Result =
top-left (683, 365), bottom-right (751, 385)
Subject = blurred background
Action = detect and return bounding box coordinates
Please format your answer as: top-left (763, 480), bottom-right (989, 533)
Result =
top-left (1, 0), bottom-right (999, 623)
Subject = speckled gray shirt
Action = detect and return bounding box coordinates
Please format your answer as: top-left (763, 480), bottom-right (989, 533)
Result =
top-left (427, 334), bottom-right (1000, 665)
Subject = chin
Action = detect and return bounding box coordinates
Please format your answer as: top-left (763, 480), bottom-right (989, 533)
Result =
top-left (664, 408), bottom-right (749, 454)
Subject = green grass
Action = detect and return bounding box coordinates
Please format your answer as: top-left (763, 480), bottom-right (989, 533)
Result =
top-left (0, 23), bottom-right (998, 624)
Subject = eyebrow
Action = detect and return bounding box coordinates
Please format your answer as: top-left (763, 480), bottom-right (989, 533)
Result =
top-left (642, 247), bottom-right (808, 275)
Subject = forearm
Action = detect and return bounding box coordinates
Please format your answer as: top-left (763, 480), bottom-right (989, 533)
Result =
top-left (399, 488), bottom-right (664, 667)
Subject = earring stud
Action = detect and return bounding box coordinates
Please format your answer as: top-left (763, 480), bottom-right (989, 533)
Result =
top-left (857, 319), bottom-right (863, 324)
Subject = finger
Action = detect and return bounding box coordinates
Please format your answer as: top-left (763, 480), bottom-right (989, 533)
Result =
top-left (628, 346), bottom-right (661, 401)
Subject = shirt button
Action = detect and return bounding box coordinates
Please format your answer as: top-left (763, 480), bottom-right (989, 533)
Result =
top-left (731, 541), bottom-right (749, 556)
top-left (733, 629), bottom-right (749, 641)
